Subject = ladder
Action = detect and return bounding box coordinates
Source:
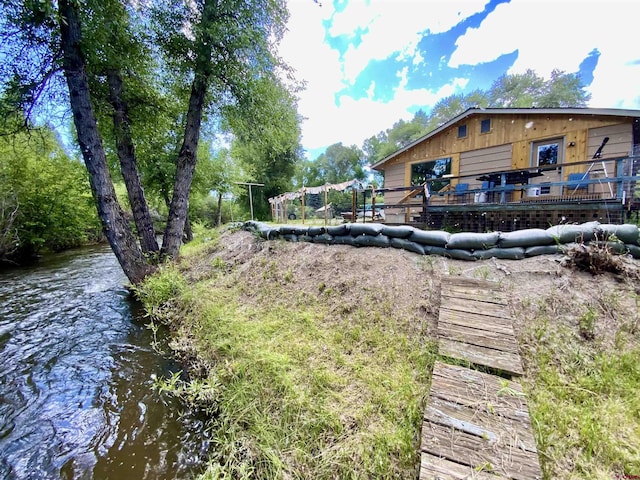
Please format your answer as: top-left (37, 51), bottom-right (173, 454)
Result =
top-left (573, 137), bottom-right (614, 197)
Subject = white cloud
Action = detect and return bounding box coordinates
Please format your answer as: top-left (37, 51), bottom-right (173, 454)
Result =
top-left (280, 0), bottom-right (487, 155)
top-left (449, 0), bottom-right (640, 108)
top-left (280, 0), bottom-right (640, 159)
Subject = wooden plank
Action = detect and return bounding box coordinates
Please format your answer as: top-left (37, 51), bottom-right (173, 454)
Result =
top-left (421, 421), bottom-right (542, 480)
top-left (441, 276), bottom-right (502, 291)
top-left (420, 452), bottom-right (503, 479)
top-left (439, 338), bottom-right (524, 376)
top-left (438, 321), bottom-right (520, 354)
top-left (439, 308), bottom-right (515, 336)
top-left (440, 296), bottom-right (511, 319)
top-left (425, 396), bottom-right (537, 453)
top-left (441, 287), bottom-right (507, 305)
top-left (429, 363), bottom-right (530, 419)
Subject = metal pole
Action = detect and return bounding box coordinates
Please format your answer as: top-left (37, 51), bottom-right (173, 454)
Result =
top-left (248, 185), bottom-right (254, 220)
top-left (234, 182), bottom-right (264, 222)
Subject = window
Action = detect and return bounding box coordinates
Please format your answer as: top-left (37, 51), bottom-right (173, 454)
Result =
top-left (457, 124), bottom-right (467, 138)
top-left (411, 157), bottom-right (452, 192)
top-left (480, 118), bottom-right (491, 133)
top-left (536, 142), bottom-right (560, 170)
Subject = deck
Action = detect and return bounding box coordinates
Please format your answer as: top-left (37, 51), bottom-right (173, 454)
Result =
top-left (419, 276), bottom-right (541, 479)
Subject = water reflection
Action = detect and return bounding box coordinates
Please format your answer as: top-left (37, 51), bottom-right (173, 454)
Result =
top-left (0, 245), bottom-right (209, 479)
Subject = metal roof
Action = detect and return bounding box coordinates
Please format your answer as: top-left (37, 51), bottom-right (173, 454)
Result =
top-left (371, 107), bottom-right (640, 170)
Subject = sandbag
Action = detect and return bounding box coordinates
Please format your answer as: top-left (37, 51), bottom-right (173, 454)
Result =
top-left (349, 223), bottom-right (384, 237)
top-left (430, 246), bottom-right (476, 261)
top-left (626, 244), bottom-right (640, 258)
top-left (597, 224), bottom-right (640, 245)
top-left (307, 226), bottom-right (326, 237)
top-left (499, 229), bottom-right (555, 248)
top-left (408, 229), bottom-right (451, 247)
top-left (381, 225), bottom-right (415, 239)
top-left (547, 222), bottom-right (599, 244)
top-left (446, 232), bottom-right (499, 250)
top-left (525, 245), bottom-right (562, 257)
top-left (474, 247), bottom-right (525, 260)
top-left (279, 225), bottom-right (298, 235)
top-left (353, 234), bottom-right (390, 248)
top-left (332, 235), bottom-right (357, 246)
top-left (390, 237), bottom-right (425, 255)
top-left (326, 224), bottom-right (349, 236)
top-left (298, 235), bottom-right (313, 243)
top-left (594, 241), bottom-right (628, 255)
top-left (312, 233), bottom-right (334, 244)
top-left (282, 234), bottom-right (298, 242)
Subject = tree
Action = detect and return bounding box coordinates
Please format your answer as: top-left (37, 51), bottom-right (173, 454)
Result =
top-left (488, 69), bottom-right (590, 108)
top-left (0, 0), bottom-right (293, 283)
top-left (0, 114), bottom-right (100, 262)
top-left (225, 75), bottom-right (303, 219)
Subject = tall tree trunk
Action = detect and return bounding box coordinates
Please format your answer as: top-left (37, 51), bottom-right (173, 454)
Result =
top-left (161, 0), bottom-right (215, 259)
top-left (216, 192), bottom-right (223, 226)
top-left (107, 68), bottom-right (159, 255)
top-left (183, 215), bottom-right (193, 243)
top-left (58, 0), bottom-right (154, 284)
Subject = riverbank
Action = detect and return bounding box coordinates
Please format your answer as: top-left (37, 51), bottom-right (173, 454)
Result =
top-left (137, 226), bottom-right (640, 479)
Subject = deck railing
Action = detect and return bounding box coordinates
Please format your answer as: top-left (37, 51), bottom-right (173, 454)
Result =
top-left (376, 156), bottom-right (640, 215)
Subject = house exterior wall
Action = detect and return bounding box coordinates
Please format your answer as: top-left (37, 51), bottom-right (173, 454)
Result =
top-left (379, 113), bottom-right (635, 208)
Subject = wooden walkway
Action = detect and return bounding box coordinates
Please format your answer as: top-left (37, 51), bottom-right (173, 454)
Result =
top-left (420, 276), bottom-right (541, 479)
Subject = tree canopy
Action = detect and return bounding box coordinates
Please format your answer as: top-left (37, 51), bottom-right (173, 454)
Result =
top-left (0, 0), bottom-right (301, 282)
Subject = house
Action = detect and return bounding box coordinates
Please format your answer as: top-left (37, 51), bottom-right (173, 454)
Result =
top-left (372, 108), bottom-right (640, 230)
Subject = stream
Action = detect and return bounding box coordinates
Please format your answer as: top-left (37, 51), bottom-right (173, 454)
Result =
top-left (0, 244), bottom-right (209, 479)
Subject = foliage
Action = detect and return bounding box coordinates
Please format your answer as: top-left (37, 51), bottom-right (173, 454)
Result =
top-left (519, 285), bottom-right (640, 479)
top-left (225, 76), bottom-right (304, 219)
top-left (0, 0), bottom-right (301, 280)
top-left (139, 228), bottom-right (437, 478)
top-left (0, 119), bottom-right (99, 261)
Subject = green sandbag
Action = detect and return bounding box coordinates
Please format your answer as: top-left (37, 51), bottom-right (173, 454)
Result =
top-left (499, 229), bottom-right (555, 248)
top-left (597, 224), bottom-right (640, 245)
top-left (390, 237), bottom-right (425, 255)
top-left (353, 234), bottom-right (390, 247)
top-left (408, 229), bottom-right (451, 247)
top-left (381, 225), bottom-right (415, 239)
top-left (327, 224), bottom-right (349, 236)
top-left (626, 244), bottom-right (640, 258)
top-left (332, 235), bottom-right (357, 246)
top-left (547, 222), bottom-right (599, 244)
top-left (430, 246), bottom-right (476, 261)
top-left (349, 223), bottom-right (385, 237)
top-left (308, 226), bottom-right (326, 236)
top-left (525, 245), bottom-right (561, 257)
top-left (312, 233), bottom-right (334, 244)
top-left (474, 247), bottom-right (525, 260)
top-left (446, 232), bottom-right (500, 250)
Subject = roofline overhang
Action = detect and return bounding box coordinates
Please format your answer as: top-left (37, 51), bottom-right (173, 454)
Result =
top-left (371, 107), bottom-right (640, 171)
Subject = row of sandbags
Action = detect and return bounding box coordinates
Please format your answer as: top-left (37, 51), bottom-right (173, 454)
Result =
top-left (243, 221), bottom-right (640, 260)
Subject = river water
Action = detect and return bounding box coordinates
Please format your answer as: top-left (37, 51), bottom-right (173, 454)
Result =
top-left (0, 244), bottom-right (209, 479)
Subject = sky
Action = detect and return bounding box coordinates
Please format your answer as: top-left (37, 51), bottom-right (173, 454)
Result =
top-left (278, 0), bottom-right (640, 160)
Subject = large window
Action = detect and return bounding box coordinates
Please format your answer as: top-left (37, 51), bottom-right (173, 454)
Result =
top-left (411, 157), bottom-right (452, 192)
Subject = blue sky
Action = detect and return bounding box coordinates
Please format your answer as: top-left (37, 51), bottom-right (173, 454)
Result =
top-left (279, 0), bottom-right (640, 160)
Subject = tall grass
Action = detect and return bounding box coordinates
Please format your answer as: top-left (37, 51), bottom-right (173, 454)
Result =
top-left (137, 228), bottom-right (437, 479)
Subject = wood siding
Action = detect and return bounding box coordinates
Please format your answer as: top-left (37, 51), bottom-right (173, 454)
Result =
top-left (460, 145), bottom-right (512, 188)
top-left (383, 162), bottom-right (406, 207)
top-left (380, 113), bottom-right (635, 193)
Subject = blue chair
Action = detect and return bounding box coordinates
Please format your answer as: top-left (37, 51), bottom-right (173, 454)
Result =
top-left (454, 183), bottom-right (469, 203)
top-left (566, 173), bottom-right (589, 194)
top-left (481, 181), bottom-right (495, 202)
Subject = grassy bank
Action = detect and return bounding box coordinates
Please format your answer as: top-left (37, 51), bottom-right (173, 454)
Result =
top-left (507, 257), bottom-right (640, 479)
top-left (138, 226), bottom-right (640, 479)
top-left (136, 226), bottom-right (438, 479)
